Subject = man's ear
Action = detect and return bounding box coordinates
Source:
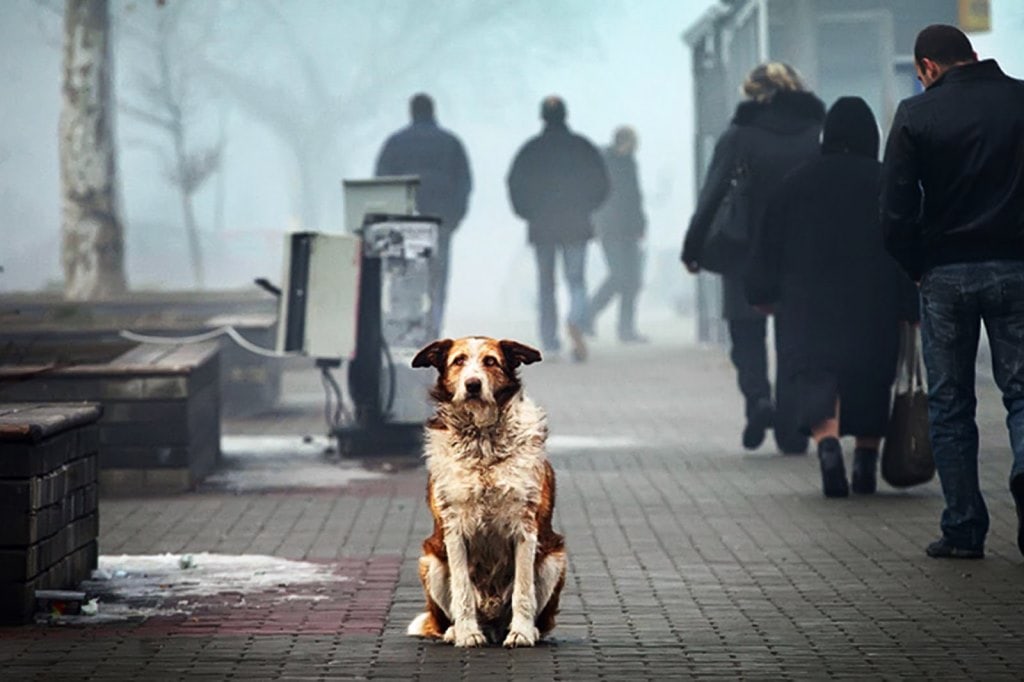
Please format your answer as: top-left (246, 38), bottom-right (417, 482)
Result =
top-left (499, 339), bottom-right (542, 370)
top-left (412, 339), bottom-right (453, 370)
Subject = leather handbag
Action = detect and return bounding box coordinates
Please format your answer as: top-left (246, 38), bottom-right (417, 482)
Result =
top-left (882, 324), bottom-right (936, 488)
top-left (700, 162), bottom-right (751, 276)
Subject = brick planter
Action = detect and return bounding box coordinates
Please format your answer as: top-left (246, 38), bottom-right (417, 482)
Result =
top-left (0, 342), bottom-right (220, 494)
top-left (0, 403), bottom-right (101, 625)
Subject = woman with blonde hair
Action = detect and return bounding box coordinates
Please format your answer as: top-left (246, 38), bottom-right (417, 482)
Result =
top-left (682, 62), bottom-right (825, 453)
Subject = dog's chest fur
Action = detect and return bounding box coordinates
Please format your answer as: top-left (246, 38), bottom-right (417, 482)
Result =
top-left (426, 394), bottom-right (548, 539)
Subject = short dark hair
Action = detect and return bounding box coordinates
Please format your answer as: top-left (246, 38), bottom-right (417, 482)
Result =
top-left (410, 93), bottom-right (434, 121)
top-left (540, 96), bottom-right (566, 124)
top-left (914, 24), bottom-right (974, 66)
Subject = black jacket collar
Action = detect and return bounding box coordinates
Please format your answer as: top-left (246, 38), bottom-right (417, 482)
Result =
top-left (929, 58), bottom-right (1006, 90)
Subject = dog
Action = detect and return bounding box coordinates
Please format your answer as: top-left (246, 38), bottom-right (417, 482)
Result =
top-left (406, 336), bottom-right (567, 648)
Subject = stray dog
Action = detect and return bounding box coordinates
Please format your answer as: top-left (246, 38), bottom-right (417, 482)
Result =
top-left (406, 336), bottom-right (567, 647)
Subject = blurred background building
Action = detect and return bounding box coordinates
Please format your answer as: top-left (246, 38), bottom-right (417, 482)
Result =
top-left (683, 0), bottom-right (990, 343)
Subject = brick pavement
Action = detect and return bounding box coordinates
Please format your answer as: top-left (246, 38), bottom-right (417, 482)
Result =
top-left (2, 335), bottom-right (1024, 680)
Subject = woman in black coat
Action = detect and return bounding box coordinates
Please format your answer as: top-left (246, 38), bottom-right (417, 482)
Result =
top-left (682, 63), bottom-right (825, 453)
top-left (746, 97), bottom-right (919, 498)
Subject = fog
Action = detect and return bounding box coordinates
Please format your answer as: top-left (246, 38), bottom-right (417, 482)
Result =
top-left (2, 0), bottom-right (1023, 343)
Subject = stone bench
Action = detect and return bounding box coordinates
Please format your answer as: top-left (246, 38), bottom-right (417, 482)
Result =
top-left (0, 290), bottom-right (283, 417)
top-left (0, 341), bottom-right (220, 495)
top-left (0, 403), bottom-right (101, 624)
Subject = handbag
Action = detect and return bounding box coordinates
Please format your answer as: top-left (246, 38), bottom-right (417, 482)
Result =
top-left (699, 161), bottom-right (751, 276)
top-left (881, 324), bottom-right (936, 488)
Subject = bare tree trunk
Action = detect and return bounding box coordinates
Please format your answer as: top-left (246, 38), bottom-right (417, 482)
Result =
top-left (157, 34), bottom-right (204, 288)
top-left (60, 0), bottom-right (127, 300)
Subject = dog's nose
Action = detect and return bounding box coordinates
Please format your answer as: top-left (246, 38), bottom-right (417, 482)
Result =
top-left (465, 378), bottom-right (482, 395)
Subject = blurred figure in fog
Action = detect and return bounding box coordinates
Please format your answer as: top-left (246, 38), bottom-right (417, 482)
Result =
top-left (681, 63), bottom-right (825, 453)
top-left (586, 125), bottom-right (649, 344)
top-left (507, 96), bottom-right (609, 362)
top-left (881, 25), bottom-right (1024, 560)
top-left (375, 93), bottom-right (472, 338)
top-left (746, 97), bottom-right (919, 498)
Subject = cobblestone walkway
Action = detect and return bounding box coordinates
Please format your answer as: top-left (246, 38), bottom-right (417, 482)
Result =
top-left (2, 341), bottom-right (1023, 680)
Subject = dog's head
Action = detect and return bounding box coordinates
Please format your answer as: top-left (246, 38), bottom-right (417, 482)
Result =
top-left (412, 336), bottom-right (541, 423)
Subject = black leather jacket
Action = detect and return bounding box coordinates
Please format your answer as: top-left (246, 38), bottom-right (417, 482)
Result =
top-left (881, 59), bottom-right (1024, 281)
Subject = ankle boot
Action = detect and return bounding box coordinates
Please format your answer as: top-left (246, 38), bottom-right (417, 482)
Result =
top-left (817, 437), bottom-right (849, 498)
top-left (851, 448), bottom-right (878, 495)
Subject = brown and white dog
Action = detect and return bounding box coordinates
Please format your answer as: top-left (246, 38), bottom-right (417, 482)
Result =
top-left (406, 336), bottom-right (567, 648)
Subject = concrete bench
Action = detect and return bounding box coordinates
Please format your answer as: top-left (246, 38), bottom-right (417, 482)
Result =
top-left (0, 403), bottom-right (101, 624)
top-left (0, 341), bottom-right (220, 494)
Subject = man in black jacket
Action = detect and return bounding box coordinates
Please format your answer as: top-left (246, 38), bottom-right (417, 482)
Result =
top-left (376, 93), bottom-right (472, 338)
top-left (507, 96), bottom-right (609, 362)
top-left (881, 25), bottom-right (1024, 560)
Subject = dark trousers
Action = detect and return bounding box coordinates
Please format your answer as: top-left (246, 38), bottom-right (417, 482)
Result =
top-left (728, 318), bottom-right (771, 416)
top-left (728, 317), bottom-right (808, 453)
top-left (920, 260), bottom-right (1024, 551)
top-left (589, 237), bottom-right (643, 338)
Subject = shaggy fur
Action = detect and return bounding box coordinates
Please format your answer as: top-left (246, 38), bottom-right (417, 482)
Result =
top-left (406, 336), bottom-right (567, 648)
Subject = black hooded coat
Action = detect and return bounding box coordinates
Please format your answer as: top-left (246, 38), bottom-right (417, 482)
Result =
top-left (745, 97), bottom-right (919, 435)
top-left (682, 90), bottom-right (826, 320)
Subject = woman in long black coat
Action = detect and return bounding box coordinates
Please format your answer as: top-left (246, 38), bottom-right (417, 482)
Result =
top-left (746, 97), bottom-right (918, 498)
top-left (682, 62), bottom-right (825, 454)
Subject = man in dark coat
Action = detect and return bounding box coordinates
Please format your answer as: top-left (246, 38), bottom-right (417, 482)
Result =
top-left (507, 96), bottom-right (609, 362)
top-left (881, 25), bottom-right (1024, 559)
top-left (588, 126), bottom-right (648, 344)
top-left (375, 93), bottom-right (472, 338)
top-left (681, 63), bottom-right (825, 453)
top-left (746, 96), bottom-right (919, 498)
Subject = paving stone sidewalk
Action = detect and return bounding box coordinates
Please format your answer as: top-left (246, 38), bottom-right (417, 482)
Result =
top-left (2, 338), bottom-right (1023, 681)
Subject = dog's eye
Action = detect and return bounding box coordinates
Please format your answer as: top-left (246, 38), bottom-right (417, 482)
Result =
top-left (451, 356), bottom-right (466, 367)
top-left (483, 356), bottom-right (498, 367)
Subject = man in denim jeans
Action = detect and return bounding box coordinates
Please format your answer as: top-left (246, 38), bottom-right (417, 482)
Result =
top-left (507, 97), bottom-right (609, 362)
top-left (882, 25), bottom-right (1024, 559)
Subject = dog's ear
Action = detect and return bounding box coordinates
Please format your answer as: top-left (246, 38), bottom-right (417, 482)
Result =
top-left (499, 339), bottom-right (542, 370)
top-left (412, 338), bottom-right (454, 371)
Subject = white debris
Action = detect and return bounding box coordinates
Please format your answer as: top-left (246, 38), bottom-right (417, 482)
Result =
top-left (80, 598), bottom-right (99, 616)
top-left (94, 553), bottom-right (349, 599)
top-left (208, 435), bottom-right (385, 492)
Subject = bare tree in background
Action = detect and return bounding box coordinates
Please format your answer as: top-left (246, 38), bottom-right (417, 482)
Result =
top-left (120, 0), bottom-right (222, 288)
top-left (203, 0), bottom-right (597, 229)
top-left (60, 0), bottom-right (127, 300)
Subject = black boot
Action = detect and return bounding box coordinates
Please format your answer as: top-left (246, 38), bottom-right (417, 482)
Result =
top-left (851, 448), bottom-right (878, 495)
top-left (817, 437), bottom-right (849, 498)
top-left (742, 398), bottom-right (774, 450)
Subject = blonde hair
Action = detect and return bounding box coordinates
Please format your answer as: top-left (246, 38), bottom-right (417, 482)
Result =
top-left (742, 62), bottom-right (805, 102)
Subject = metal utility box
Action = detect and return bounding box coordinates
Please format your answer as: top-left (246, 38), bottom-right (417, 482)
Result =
top-left (276, 232), bottom-right (361, 359)
top-left (342, 176), bottom-right (419, 233)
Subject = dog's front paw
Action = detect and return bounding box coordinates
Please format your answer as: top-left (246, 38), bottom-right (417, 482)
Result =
top-left (453, 621), bottom-right (486, 647)
top-left (442, 626), bottom-right (456, 643)
top-left (503, 622), bottom-right (539, 648)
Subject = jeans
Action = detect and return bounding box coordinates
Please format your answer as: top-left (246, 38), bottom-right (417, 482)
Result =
top-left (919, 260), bottom-right (1024, 550)
top-left (589, 237), bottom-right (643, 338)
top-left (534, 241), bottom-right (589, 351)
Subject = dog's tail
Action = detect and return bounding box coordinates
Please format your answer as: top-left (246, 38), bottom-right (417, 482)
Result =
top-left (407, 612), bottom-right (431, 637)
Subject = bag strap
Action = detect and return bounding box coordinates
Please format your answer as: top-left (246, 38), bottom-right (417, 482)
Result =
top-left (908, 326), bottom-right (927, 392)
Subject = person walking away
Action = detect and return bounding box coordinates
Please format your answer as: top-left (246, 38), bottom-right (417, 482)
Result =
top-left (587, 125), bottom-right (649, 344)
top-left (681, 63), bottom-right (825, 452)
top-left (881, 24), bottom-right (1024, 559)
top-left (375, 93), bottom-right (472, 339)
top-left (746, 97), bottom-right (919, 498)
top-left (507, 96), bottom-right (609, 362)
